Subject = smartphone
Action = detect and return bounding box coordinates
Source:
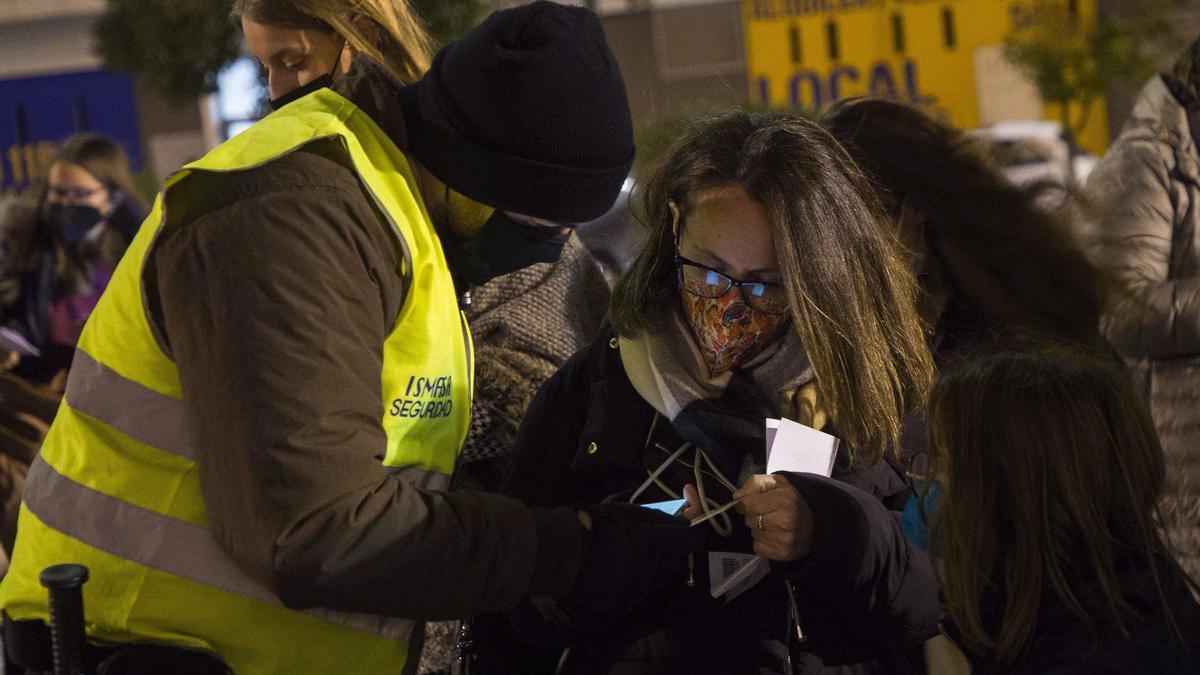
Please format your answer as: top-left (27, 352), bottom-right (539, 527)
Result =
top-left (640, 499), bottom-right (688, 516)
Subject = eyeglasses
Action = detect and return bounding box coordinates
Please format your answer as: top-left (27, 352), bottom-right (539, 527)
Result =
top-left (674, 255), bottom-right (788, 315)
top-left (48, 185), bottom-right (107, 203)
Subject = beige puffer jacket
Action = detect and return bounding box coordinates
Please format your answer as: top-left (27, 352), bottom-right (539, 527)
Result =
top-left (1085, 75), bottom-right (1200, 581)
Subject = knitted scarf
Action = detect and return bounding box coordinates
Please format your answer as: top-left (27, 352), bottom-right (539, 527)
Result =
top-left (618, 307), bottom-right (821, 461)
top-left (460, 235), bottom-right (610, 466)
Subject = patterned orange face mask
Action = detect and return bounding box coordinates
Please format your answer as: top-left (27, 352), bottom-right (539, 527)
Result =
top-left (680, 286), bottom-right (788, 376)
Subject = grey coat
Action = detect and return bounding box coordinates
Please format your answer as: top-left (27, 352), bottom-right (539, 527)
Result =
top-left (1085, 75), bottom-right (1200, 581)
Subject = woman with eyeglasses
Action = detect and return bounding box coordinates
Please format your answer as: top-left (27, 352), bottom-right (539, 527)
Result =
top-left (0, 133), bottom-right (145, 385)
top-left (0, 134), bottom-right (144, 570)
top-left (923, 341), bottom-right (1199, 671)
top-left (472, 110), bottom-right (940, 672)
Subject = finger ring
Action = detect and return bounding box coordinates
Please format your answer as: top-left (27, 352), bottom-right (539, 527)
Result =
top-left (757, 515), bottom-right (764, 530)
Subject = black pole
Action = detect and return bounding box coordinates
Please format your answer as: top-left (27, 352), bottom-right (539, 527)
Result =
top-left (13, 103), bottom-right (27, 146)
top-left (13, 103), bottom-right (29, 188)
top-left (73, 97), bottom-right (89, 133)
top-left (40, 564), bottom-right (89, 675)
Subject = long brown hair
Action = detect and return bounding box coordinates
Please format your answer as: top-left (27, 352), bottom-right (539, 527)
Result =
top-left (232, 0), bottom-right (434, 84)
top-left (612, 110), bottom-right (933, 465)
top-left (823, 98), bottom-right (1105, 352)
top-left (22, 134), bottom-right (144, 294)
top-left (929, 341), bottom-right (1189, 664)
top-left (50, 134), bottom-right (143, 206)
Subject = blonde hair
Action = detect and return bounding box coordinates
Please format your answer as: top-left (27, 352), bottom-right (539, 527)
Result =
top-left (233, 0), bottom-right (434, 84)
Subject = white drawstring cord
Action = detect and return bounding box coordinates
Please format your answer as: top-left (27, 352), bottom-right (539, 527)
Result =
top-left (691, 447), bottom-right (735, 537)
top-left (631, 414), bottom-right (738, 538)
top-left (629, 441), bottom-right (691, 504)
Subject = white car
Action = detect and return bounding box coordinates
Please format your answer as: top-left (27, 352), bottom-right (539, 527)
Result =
top-left (575, 175), bottom-right (644, 284)
top-left (971, 121), bottom-right (1097, 188)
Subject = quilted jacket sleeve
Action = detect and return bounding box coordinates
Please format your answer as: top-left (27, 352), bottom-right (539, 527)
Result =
top-left (1087, 135), bottom-right (1200, 359)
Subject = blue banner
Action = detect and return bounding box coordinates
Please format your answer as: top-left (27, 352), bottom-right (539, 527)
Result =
top-left (0, 69), bottom-right (142, 192)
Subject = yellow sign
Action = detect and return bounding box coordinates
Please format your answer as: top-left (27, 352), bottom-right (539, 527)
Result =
top-left (743, 0), bottom-right (1109, 154)
top-left (2, 141), bottom-right (58, 194)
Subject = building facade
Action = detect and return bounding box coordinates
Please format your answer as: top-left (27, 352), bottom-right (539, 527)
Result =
top-left (601, 0), bottom-right (748, 126)
top-left (0, 0), bottom-right (208, 194)
top-left (743, 0), bottom-right (1110, 154)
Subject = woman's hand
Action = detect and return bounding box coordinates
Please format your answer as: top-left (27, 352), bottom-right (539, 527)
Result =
top-left (681, 484), bottom-right (702, 521)
top-left (734, 474), bottom-right (814, 561)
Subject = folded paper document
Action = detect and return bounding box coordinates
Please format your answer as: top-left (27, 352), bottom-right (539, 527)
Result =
top-left (765, 417), bottom-right (838, 477)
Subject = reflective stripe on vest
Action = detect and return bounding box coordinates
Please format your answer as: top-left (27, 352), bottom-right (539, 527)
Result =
top-left (0, 88), bottom-right (471, 673)
top-left (65, 349), bottom-right (458, 492)
top-left (21, 454), bottom-right (414, 641)
top-left (66, 348), bottom-right (195, 460)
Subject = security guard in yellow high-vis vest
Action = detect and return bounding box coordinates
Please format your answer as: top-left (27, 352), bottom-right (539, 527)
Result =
top-left (0, 4), bottom-right (703, 673)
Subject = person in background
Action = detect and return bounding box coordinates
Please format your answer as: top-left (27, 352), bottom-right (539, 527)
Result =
top-left (476, 109), bottom-right (940, 672)
top-left (823, 99), bottom-right (1109, 523)
top-left (234, 0), bottom-right (611, 491)
top-left (0, 133), bottom-right (146, 385)
top-left (0, 134), bottom-right (145, 574)
top-left (0, 370), bottom-right (57, 572)
top-left (823, 98), bottom-right (1106, 363)
top-left (233, 4), bottom-right (612, 670)
top-left (923, 342), bottom-right (1199, 671)
top-left (234, 0), bottom-right (429, 103)
top-left (0, 4), bottom-right (696, 673)
top-left (1083, 37), bottom-right (1200, 583)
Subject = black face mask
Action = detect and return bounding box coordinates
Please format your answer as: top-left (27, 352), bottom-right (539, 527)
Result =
top-left (269, 42), bottom-right (345, 111)
top-left (42, 203), bottom-right (105, 246)
top-left (269, 74), bottom-right (333, 111)
top-left (448, 210), bottom-right (570, 287)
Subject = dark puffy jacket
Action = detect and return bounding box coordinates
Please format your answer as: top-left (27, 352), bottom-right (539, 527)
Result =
top-left (474, 330), bottom-right (941, 674)
top-left (946, 555), bottom-right (1200, 673)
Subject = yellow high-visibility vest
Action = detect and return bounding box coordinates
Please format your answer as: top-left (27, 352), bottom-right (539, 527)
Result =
top-left (0, 88), bottom-right (473, 673)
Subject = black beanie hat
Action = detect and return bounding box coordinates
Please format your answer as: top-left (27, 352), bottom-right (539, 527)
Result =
top-left (399, 1), bottom-right (634, 223)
